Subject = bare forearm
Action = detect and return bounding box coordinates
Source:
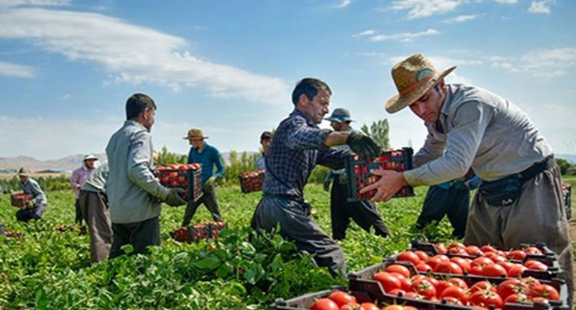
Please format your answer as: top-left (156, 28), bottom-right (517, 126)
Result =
top-left (324, 131), bottom-right (348, 147)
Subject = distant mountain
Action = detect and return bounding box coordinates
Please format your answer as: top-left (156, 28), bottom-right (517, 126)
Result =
top-left (0, 153), bottom-right (107, 171)
top-left (557, 154), bottom-right (576, 164)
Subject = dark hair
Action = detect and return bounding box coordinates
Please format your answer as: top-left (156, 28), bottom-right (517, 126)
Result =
top-left (260, 131), bottom-right (272, 142)
top-left (126, 93), bottom-right (157, 120)
top-left (291, 78), bottom-right (331, 105)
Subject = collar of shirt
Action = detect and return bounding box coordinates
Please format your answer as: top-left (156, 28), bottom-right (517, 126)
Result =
top-left (291, 109), bottom-right (318, 128)
top-left (124, 120), bottom-right (147, 131)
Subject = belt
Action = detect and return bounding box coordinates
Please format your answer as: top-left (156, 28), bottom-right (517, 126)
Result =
top-left (519, 155), bottom-right (556, 182)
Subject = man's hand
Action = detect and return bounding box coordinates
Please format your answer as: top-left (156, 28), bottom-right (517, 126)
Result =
top-left (26, 200), bottom-right (34, 208)
top-left (346, 132), bottom-right (380, 162)
top-left (203, 176), bottom-right (216, 192)
top-left (359, 169), bottom-right (407, 203)
top-left (165, 188), bottom-right (186, 207)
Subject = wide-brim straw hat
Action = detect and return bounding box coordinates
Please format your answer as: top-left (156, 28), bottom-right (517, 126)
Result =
top-left (385, 53), bottom-right (456, 114)
top-left (183, 128), bottom-right (209, 140)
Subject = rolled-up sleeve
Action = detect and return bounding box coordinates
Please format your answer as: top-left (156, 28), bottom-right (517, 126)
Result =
top-left (127, 131), bottom-right (169, 200)
top-left (404, 101), bottom-right (493, 186)
top-left (413, 131), bottom-right (446, 168)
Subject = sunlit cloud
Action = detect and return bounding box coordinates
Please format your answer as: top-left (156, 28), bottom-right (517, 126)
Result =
top-left (368, 28), bottom-right (440, 42)
top-left (528, 0), bottom-right (554, 14)
top-left (442, 14), bottom-right (477, 23)
top-left (390, 0), bottom-right (463, 19)
top-left (0, 60), bottom-right (35, 77)
top-left (491, 47), bottom-right (576, 78)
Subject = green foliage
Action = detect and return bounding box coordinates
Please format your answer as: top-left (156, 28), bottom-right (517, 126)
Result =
top-left (556, 158), bottom-right (573, 175)
top-left (156, 146), bottom-right (187, 166)
top-left (360, 119), bottom-right (390, 150)
top-left (222, 151), bottom-right (259, 186)
top-left (0, 175), bottom-right (70, 193)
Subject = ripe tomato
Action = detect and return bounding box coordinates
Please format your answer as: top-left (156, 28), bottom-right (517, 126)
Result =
top-left (434, 261), bottom-right (464, 275)
top-left (397, 251), bottom-right (421, 266)
top-left (523, 246), bottom-right (543, 255)
top-left (449, 278), bottom-right (468, 290)
top-left (385, 264), bottom-right (411, 278)
top-left (468, 290), bottom-right (503, 308)
top-left (465, 245), bottom-right (484, 256)
top-left (178, 176), bottom-right (186, 184)
top-left (410, 278), bottom-right (436, 300)
top-left (507, 249), bottom-right (527, 261)
top-left (387, 288), bottom-right (406, 296)
top-left (373, 271), bottom-right (402, 293)
top-left (484, 252), bottom-right (507, 263)
top-left (440, 286), bottom-right (468, 305)
top-left (441, 296), bottom-right (463, 305)
top-left (528, 284), bottom-right (560, 300)
top-left (480, 245), bottom-right (497, 253)
top-left (507, 264), bottom-right (527, 277)
top-left (482, 263), bottom-right (508, 277)
top-left (497, 261), bottom-right (514, 273)
top-left (504, 293), bottom-right (528, 303)
top-left (472, 256), bottom-right (494, 267)
top-left (414, 250), bottom-right (429, 262)
top-left (311, 298), bottom-right (339, 310)
top-left (427, 254), bottom-right (449, 270)
top-left (403, 291), bottom-right (423, 299)
top-left (524, 260), bottom-right (548, 271)
top-left (450, 257), bottom-right (471, 272)
top-left (435, 242), bottom-right (448, 254)
top-left (434, 280), bottom-right (453, 296)
top-left (497, 278), bottom-right (529, 300)
top-left (521, 276), bottom-right (542, 289)
top-left (359, 302), bottom-right (380, 310)
top-left (469, 281), bottom-right (497, 294)
top-left (415, 261), bottom-right (432, 272)
top-left (448, 242), bottom-right (467, 255)
top-left (328, 291), bottom-right (357, 307)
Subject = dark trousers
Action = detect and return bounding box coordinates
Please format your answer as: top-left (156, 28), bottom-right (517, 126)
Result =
top-left (330, 177), bottom-right (389, 240)
top-left (109, 217), bottom-right (160, 259)
top-left (74, 198), bottom-right (83, 225)
top-left (182, 185), bottom-right (222, 227)
top-left (16, 203), bottom-right (46, 222)
top-left (416, 185), bottom-right (470, 238)
top-left (251, 195), bottom-right (347, 277)
top-left (79, 190), bottom-right (113, 263)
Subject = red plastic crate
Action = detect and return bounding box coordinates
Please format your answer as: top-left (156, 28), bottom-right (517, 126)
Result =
top-left (238, 170), bottom-right (265, 193)
top-left (345, 148), bottom-right (414, 202)
top-left (156, 164), bottom-right (203, 202)
top-left (10, 192), bottom-right (31, 208)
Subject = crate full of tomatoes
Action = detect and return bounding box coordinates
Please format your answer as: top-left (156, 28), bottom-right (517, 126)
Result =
top-left (156, 163), bottom-right (203, 202)
top-left (345, 241), bottom-right (568, 309)
top-left (345, 147), bottom-right (414, 202)
top-left (239, 170), bottom-right (265, 193)
top-left (10, 192), bottom-right (32, 208)
top-left (171, 221), bottom-right (227, 243)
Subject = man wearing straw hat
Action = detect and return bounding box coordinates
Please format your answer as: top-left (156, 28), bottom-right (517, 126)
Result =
top-left (182, 128), bottom-right (225, 227)
top-left (363, 53), bottom-right (573, 303)
top-left (323, 108), bottom-right (389, 240)
top-left (70, 154), bottom-right (98, 226)
top-left (16, 167), bottom-right (48, 222)
top-left (251, 78), bottom-right (380, 277)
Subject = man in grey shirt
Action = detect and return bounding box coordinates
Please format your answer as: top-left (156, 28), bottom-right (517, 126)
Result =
top-left (16, 167), bottom-right (48, 222)
top-left (106, 93), bottom-right (186, 258)
top-left (363, 53), bottom-right (573, 304)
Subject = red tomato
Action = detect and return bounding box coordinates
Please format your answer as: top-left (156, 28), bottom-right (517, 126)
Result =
top-left (410, 278), bottom-right (436, 300)
top-left (434, 280), bottom-right (453, 296)
top-left (508, 264), bottom-right (527, 277)
top-left (385, 264), bottom-right (411, 278)
top-left (311, 298), bottom-right (339, 310)
top-left (381, 306), bottom-right (403, 310)
top-left (507, 250), bottom-right (528, 261)
top-left (435, 243), bottom-right (448, 254)
top-left (497, 278), bottom-right (529, 300)
top-left (480, 245), bottom-right (497, 253)
top-left (521, 277), bottom-right (543, 290)
top-left (414, 250), bottom-right (429, 262)
top-left (387, 288), bottom-right (406, 296)
top-left (415, 261), bottom-right (432, 272)
top-left (482, 263), bottom-right (508, 277)
top-left (448, 242), bottom-right (467, 255)
top-left (528, 284), bottom-right (560, 300)
top-left (524, 260), bottom-right (548, 271)
top-left (450, 257), bottom-right (471, 272)
top-left (497, 261), bottom-right (514, 272)
top-left (484, 252), bottom-right (507, 263)
top-left (469, 265), bottom-right (484, 275)
top-left (504, 293), bottom-right (528, 303)
top-left (359, 302), bottom-right (380, 310)
top-left (403, 291), bottom-right (423, 299)
top-left (524, 246), bottom-right (543, 255)
top-left (373, 271), bottom-right (402, 293)
top-left (440, 286), bottom-right (468, 304)
top-left (178, 176), bottom-right (186, 184)
top-left (441, 296), bottom-right (463, 305)
top-left (427, 254), bottom-right (449, 270)
top-left (468, 291), bottom-right (503, 308)
top-left (469, 281), bottom-right (497, 295)
top-left (328, 291), bottom-right (357, 307)
top-left (465, 245), bottom-right (484, 256)
top-left (169, 171), bottom-right (179, 178)
top-left (472, 256), bottom-right (494, 267)
top-left (449, 278), bottom-right (468, 290)
top-left (397, 251), bottom-right (421, 266)
top-left (434, 261), bottom-right (464, 275)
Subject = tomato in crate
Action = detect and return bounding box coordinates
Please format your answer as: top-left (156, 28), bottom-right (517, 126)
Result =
top-left (345, 148), bottom-right (414, 202)
top-left (238, 170), bottom-right (265, 193)
top-left (10, 192), bottom-right (32, 208)
top-left (155, 164), bottom-right (203, 202)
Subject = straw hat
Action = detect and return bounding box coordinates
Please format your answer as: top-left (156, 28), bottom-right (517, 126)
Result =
top-left (83, 154), bottom-right (98, 161)
top-left (17, 167), bottom-right (31, 177)
top-left (183, 128), bottom-right (209, 140)
top-left (385, 53), bottom-right (456, 114)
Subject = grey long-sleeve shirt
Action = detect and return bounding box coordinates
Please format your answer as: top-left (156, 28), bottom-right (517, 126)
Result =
top-left (20, 178), bottom-right (47, 206)
top-left (106, 120), bottom-right (169, 224)
top-left (404, 83), bottom-right (552, 186)
top-left (81, 162), bottom-right (109, 194)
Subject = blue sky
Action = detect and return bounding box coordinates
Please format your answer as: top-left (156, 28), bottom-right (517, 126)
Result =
top-left (0, 0), bottom-right (575, 160)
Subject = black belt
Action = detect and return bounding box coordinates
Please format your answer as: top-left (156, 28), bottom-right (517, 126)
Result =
top-left (519, 155), bottom-right (556, 182)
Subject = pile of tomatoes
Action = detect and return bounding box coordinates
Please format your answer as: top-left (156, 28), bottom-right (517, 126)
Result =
top-left (310, 290), bottom-right (418, 310)
top-left (350, 150), bottom-right (413, 201)
top-left (239, 170), bottom-right (265, 193)
top-left (10, 192), bottom-right (32, 208)
top-left (156, 164), bottom-right (202, 201)
top-left (171, 221), bottom-right (226, 243)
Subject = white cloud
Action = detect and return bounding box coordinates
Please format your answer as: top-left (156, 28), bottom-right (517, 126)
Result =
top-left (369, 28), bottom-right (440, 42)
top-left (0, 0), bottom-right (72, 8)
top-left (354, 29), bottom-right (376, 37)
top-left (491, 47), bottom-right (576, 78)
top-left (528, 0), bottom-right (554, 14)
top-left (443, 14), bottom-right (477, 23)
top-left (491, 0), bottom-right (517, 3)
top-left (387, 54), bottom-right (482, 84)
top-left (335, 0), bottom-right (352, 8)
top-left (390, 0), bottom-right (463, 19)
top-left (0, 8), bottom-right (290, 105)
top-left (0, 60), bottom-right (35, 77)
